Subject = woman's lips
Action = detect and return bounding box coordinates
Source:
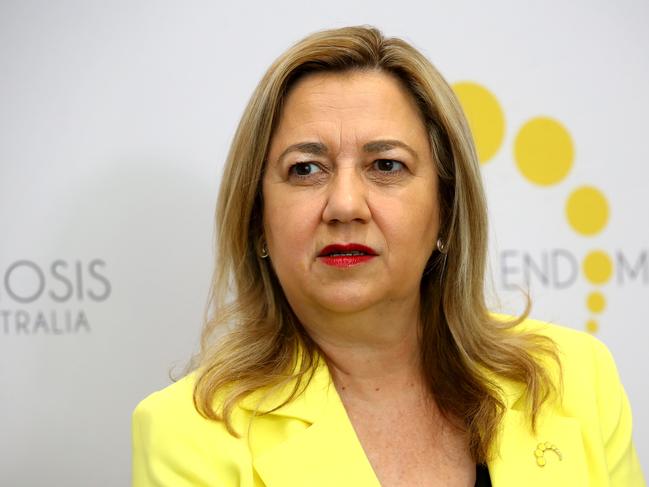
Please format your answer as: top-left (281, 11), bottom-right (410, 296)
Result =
top-left (317, 243), bottom-right (378, 268)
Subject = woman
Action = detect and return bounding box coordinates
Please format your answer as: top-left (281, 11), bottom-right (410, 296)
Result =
top-left (132, 26), bottom-right (644, 486)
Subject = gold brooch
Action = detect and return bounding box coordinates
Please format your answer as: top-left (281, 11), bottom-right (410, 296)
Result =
top-left (534, 442), bottom-right (562, 467)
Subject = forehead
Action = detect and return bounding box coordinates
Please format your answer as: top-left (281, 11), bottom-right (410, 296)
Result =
top-left (270, 70), bottom-right (428, 150)
top-left (284, 69), bottom-right (419, 110)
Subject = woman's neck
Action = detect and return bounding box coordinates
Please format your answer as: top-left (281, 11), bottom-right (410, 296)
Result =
top-left (299, 296), bottom-right (428, 401)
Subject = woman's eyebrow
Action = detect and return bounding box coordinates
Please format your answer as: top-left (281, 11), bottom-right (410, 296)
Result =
top-left (278, 139), bottom-right (417, 161)
top-left (279, 142), bottom-right (328, 161)
top-left (363, 140), bottom-right (417, 158)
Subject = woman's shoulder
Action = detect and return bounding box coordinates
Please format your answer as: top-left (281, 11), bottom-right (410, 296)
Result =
top-left (133, 372), bottom-right (196, 414)
top-left (507, 315), bottom-right (628, 420)
top-left (489, 315), bottom-right (644, 485)
top-left (494, 313), bottom-right (615, 369)
top-left (490, 313), bottom-right (627, 415)
top-left (133, 372), bottom-right (208, 430)
top-left (132, 370), bottom-right (246, 439)
top-left (132, 372), bottom-right (253, 486)
top-left (514, 315), bottom-right (618, 372)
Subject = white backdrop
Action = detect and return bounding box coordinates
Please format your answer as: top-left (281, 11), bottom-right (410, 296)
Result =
top-left (1, 1), bottom-right (647, 485)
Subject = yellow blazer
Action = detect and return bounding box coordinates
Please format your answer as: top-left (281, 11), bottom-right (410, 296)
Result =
top-left (132, 319), bottom-right (645, 486)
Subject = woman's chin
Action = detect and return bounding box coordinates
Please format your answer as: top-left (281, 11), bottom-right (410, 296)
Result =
top-left (307, 287), bottom-right (384, 314)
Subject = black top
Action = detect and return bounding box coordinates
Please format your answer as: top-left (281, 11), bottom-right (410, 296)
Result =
top-left (475, 464), bottom-right (492, 487)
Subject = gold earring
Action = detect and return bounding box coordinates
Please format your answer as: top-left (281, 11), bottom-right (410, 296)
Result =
top-left (436, 238), bottom-right (448, 254)
top-left (259, 241), bottom-right (269, 259)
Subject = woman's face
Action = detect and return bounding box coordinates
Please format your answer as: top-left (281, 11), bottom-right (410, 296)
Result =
top-left (262, 70), bottom-right (440, 319)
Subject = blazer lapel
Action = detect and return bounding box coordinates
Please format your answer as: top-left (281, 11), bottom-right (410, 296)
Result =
top-left (488, 379), bottom-right (589, 487)
top-left (246, 362), bottom-right (381, 487)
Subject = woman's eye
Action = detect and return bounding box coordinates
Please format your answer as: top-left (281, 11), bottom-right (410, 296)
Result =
top-left (289, 162), bottom-right (322, 177)
top-left (374, 159), bottom-right (404, 172)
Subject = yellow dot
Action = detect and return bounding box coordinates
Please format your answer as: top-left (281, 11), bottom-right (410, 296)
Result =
top-left (566, 186), bottom-right (610, 235)
top-left (586, 320), bottom-right (599, 334)
top-left (583, 250), bottom-right (614, 284)
top-left (587, 291), bottom-right (606, 313)
top-left (514, 117), bottom-right (574, 185)
top-left (452, 82), bottom-right (505, 164)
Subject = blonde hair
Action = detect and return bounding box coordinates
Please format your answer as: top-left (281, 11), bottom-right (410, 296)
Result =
top-left (190, 25), bottom-right (559, 463)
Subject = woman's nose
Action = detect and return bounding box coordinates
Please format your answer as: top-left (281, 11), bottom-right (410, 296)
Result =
top-left (321, 166), bottom-right (371, 224)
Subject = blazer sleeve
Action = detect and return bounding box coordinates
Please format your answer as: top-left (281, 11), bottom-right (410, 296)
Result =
top-left (131, 389), bottom-right (253, 487)
top-left (589, 335), bottom-right (646, 486)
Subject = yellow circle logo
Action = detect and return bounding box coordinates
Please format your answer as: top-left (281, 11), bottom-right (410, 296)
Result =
top-left (453, 82), bottom-right (505, 164)
top-left (583, 250), bottom-right (614, 284)
top-left (514, 117), bottom-right (574, 186)
top-left (586, 291), bottom-right (606, 313)
top-left (566, 186), bottom-right (609, 236)
top-left (453, 81), bottom-right (614, 334)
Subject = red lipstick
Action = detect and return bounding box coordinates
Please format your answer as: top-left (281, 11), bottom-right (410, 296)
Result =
top-left (317, 243), bottom-right (378, 268)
